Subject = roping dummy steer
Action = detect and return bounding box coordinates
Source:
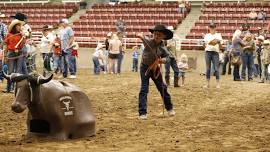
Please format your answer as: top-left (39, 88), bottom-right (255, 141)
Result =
top-left (3, 72), bottom-right (96, 140)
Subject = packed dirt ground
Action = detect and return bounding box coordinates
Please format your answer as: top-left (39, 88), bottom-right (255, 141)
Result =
top-left (0, 70), bottom-right (270, 151)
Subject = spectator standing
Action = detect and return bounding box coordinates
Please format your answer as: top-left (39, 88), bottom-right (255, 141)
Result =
top-left (0, 13), bottom-right (7, 82)
top-left (255, 35), bottom-right (264, 78)
top-left (203, 23), bottom-right (223, 88)
top-left (69, 41), bottom-right (79, 77)
top-left (132, 46), bottom-right (140, 72)
top-left (108, 34), bottom-right (122, 74)
top-left (177, 53), bottom-right (189, 86)
top-left (259, 40), bottom-right (270, 83)
top-left (241, 33), bottom-right (255, 81)
top-left (59, 18), bottom-right (75, 78)
top-left (222, 40), bottom-right (233, 75)
top-left (231, 30), bottom-right (245, 81)
top-left (257, 10), bottom-right (267, 21)
top-left (164, 38), bottom-right (180, 87)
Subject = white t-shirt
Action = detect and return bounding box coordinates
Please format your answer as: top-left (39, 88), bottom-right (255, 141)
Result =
top-left (204, 33), bottom-right (223, 52)
top-left (109, 39), bottom-right (122, 54)
top-left (93, 48), bottom-right (104, 58)
top-left (40, 32), bottom-right (54, 53)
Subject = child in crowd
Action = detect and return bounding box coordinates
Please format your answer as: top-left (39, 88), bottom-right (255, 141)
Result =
top-left (92, 43), bottom-right (105, 75)
top-left (259, 40), bottom-right (270, 83)
top-left (52, 34), bottom-right (62, 74)
top-left (178, 53), bottom-right (189, 86)
top-left (132, 46), bottom-right (140, 72)
top-left (69, 41), bottom-right (79, 78)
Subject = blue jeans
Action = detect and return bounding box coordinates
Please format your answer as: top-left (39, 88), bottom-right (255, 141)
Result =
top-left (241, 52), bottom-right (254, 80)
top-left (138, 64), bottom-right (173, 115)
top-left (132, 58), bottom-right (138, 72)
top-left (165, 57), bottom-right (180, 79)
top-left (0, 60), bottom-right (3, 81)
top-left (117, 52), bottom-right (123, 74)
top-left (61, 49), bottom-right (71, 78)
top-left (205, 51), bottom-right (220, 80)
top-left (92, 56), bottom-right (100, 74)
top-left (69, 55), bottom-right (76, 75)
top-left (7, 51), bottom-right (24, 92)
top-left (53, 54), bottom-right (61, 73)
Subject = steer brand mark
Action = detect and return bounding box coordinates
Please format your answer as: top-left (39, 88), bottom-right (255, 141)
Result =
top-left (59, 96), bottom-right (74, 116)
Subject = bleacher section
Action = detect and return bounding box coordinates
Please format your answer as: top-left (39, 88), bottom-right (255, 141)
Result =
top-left (73, 2), bottom-right (190, 48)
top-left (0, 3), bottom-right (79, 31)
top-left (183, 2), bottom-right (270, 50)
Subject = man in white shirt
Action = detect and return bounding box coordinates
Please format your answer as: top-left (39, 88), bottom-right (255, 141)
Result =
top-left (203, 23), bottom-right (223, 88)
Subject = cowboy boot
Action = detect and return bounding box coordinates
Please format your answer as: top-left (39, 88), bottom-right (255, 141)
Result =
top-left (165, 76), bottom-right (170, 86)
top-left (174, 77), bottom-right (180, 87)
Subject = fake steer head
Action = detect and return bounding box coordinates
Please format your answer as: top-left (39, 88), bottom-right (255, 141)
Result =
top-left (2, 71), bottom-right (53, 113)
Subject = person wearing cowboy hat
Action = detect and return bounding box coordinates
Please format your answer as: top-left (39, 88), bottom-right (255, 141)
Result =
top-left (203, 22), bottom-right (223, 88)
top-left (259, 40), bottom-right (270, 83)
top-left (3, 19), bottom-right (25, 93)
top-left (136, 24), bottom-right (175, 120)
top-left (10, 12), bottom-right (31, 38)
top-left (92, 43), bottom-right (105, 75)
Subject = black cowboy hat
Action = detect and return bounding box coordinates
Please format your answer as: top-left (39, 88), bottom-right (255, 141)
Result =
top-left (10, 12), bottom-right (27, 21)
top-left (149, 24), bottom-right (173, 40)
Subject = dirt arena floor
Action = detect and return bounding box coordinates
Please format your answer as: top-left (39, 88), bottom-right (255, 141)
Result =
top-left (0, 70), bottom-right (270, 151)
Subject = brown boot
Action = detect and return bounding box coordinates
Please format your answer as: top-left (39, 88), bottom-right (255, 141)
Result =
top-left (165, 76), bottom-right (170, 86)
top-left (174, 77), bottom-right (180, 87)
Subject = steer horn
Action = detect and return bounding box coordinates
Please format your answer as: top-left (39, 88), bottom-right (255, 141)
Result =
top-left (2, 71), bottom-right (28, 82)
top-left (29, 74), bottom-right (53, 85)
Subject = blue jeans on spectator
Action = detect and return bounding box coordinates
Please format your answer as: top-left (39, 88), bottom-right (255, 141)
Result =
top-left (69, 55), bottom-right (77, 75)
top-left (205, 51), bottom-right (220, 80)
top-left (132, 58), bottom-right (138, 72)
top-left (61, 49), bottom-right (71, 78)
top-left (241, 52), bottom-right (253, 80)
top-left (117, 52), bottom-right (123, 74)
top-left (165, 57), bottom-right (180, 79)
top-left (138, 64), bottom-right (173, 116)
top-left (53, 54), bottom-right (61, 73)
top-left (6, 51), bottom-right (23, 92)
top-left (222, 53), bottom-right (231, 75)
top-left (92, 56), bottom-right (100, 74)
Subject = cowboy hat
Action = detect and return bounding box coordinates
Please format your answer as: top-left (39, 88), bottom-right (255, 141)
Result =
top-left (8, 19), bottom-right (25, 32)
top-left (0, 12), bottom-right (5, 18)
top-left (10, 12), bottom-right (27, 21)
top-left (149, 24), bottom-right (173, 40)
top-left (256, 35), bottom-right (265, 41)
top-left (59, 18), bottom-right (69, 24)
top-left (263, 40), bottom-right (270, 45)
top-left (42, 25), bottom-right (53, 31)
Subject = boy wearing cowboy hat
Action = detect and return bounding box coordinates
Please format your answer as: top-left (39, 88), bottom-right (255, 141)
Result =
top-left (136, 24), bottom-right (175, 120)
top-left (92, 43), bottom-right (105, 74)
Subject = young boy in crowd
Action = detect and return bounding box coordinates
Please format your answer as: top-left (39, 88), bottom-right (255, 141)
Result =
top-left (92, 43), bottom-right (105, 75)
top-left (178, 53), bottom-right (189, 86)
top-left (69, 41), bottom-right (79, 78)
top-left (132, 46), bottom-right (140, 72)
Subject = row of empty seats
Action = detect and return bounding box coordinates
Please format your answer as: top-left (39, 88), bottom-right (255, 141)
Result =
top-left (73, 2), bottom-right (189, 48)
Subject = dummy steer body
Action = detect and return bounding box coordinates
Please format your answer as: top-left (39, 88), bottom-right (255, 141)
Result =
top-left (3, 73), bottom-right (96, 140)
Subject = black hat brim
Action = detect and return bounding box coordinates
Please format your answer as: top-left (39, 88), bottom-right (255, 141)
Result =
top-left (149, 29), bottom-right (173, 40)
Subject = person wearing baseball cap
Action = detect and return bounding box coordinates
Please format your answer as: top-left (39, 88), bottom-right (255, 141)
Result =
top-left (136, 24), bottom-right (175, 120)
top-left (203, 22), bottom-right (223, 88)
top-left (58, 18), bottom-right (75, 79)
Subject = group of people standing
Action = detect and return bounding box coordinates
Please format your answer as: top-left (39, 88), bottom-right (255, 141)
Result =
top-left (0, 12), bottom-right (79, 93)
top-left (203, 22), bottom-right (270, 88)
